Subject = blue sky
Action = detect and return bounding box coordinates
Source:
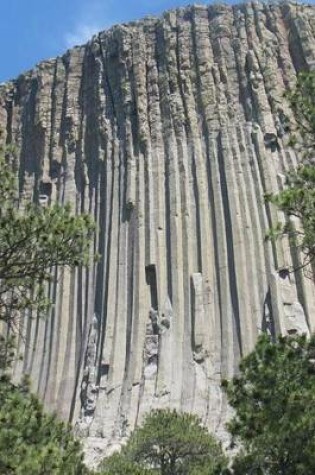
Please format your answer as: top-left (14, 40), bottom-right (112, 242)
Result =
top-left (0, 0), bottom-right (213, 83)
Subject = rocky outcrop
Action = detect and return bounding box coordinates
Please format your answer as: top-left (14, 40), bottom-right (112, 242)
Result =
top-left (1, 1), bottom-right (315, 465)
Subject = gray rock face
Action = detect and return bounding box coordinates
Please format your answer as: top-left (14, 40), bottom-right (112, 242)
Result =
top-left (1, 1), bottom-right (315, 465)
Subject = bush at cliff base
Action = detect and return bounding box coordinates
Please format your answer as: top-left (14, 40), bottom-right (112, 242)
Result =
top-left (0, 373), bottom-right (90, 475)
top-left (223, 334), bottom-right (315, 475)
top-left (99, 408), bottom-right (228, 475)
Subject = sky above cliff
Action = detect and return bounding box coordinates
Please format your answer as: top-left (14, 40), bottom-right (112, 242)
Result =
top-left (1, 0), bottom-right (315, 83)
top-left (0, 0), bottom-right (216, 82)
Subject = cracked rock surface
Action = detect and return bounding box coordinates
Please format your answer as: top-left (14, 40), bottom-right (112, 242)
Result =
top-left (1, 1), bottom-right (315, 465)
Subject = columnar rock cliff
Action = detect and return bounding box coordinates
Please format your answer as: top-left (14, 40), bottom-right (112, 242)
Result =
top-left (1, 0), bottom-right (315, 464)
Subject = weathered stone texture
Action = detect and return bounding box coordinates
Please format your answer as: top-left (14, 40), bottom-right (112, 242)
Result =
top-left (1, 1), bottom-right (315, 465)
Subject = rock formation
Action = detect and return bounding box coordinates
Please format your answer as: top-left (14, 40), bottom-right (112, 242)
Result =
top-left (1, 1), bottom-right (315, 465)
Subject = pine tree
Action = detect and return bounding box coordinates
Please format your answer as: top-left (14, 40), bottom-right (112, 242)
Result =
top-left (100, 409), bottom-right (228, 475)
top-left (223, 334), bottom-right (315, 474)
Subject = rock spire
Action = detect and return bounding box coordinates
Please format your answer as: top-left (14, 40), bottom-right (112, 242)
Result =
top-left (1, 1), bottom-right (315, 464)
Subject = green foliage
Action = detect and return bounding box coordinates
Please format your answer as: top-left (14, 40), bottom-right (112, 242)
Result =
top-left (0, 334), bottom-right (17, 372)
top-left (0, 375), bottom-right (90, 474)
top-left (223, 334), bottom-right (315, 474)
top-left (100, 452), bottom-right (152, 475)
top-left (99, 409), bottom-right (228, 475)
top-left (0, 142), bottom-right (96, 326)
top-left (285, 71), bottom-right (315, 158)
top-left (0, 138), bottom-right (97, 473)
top-left (266, 72), bottom-right (315, 272)
top-left (266, 164), bottom-right (315, 269)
